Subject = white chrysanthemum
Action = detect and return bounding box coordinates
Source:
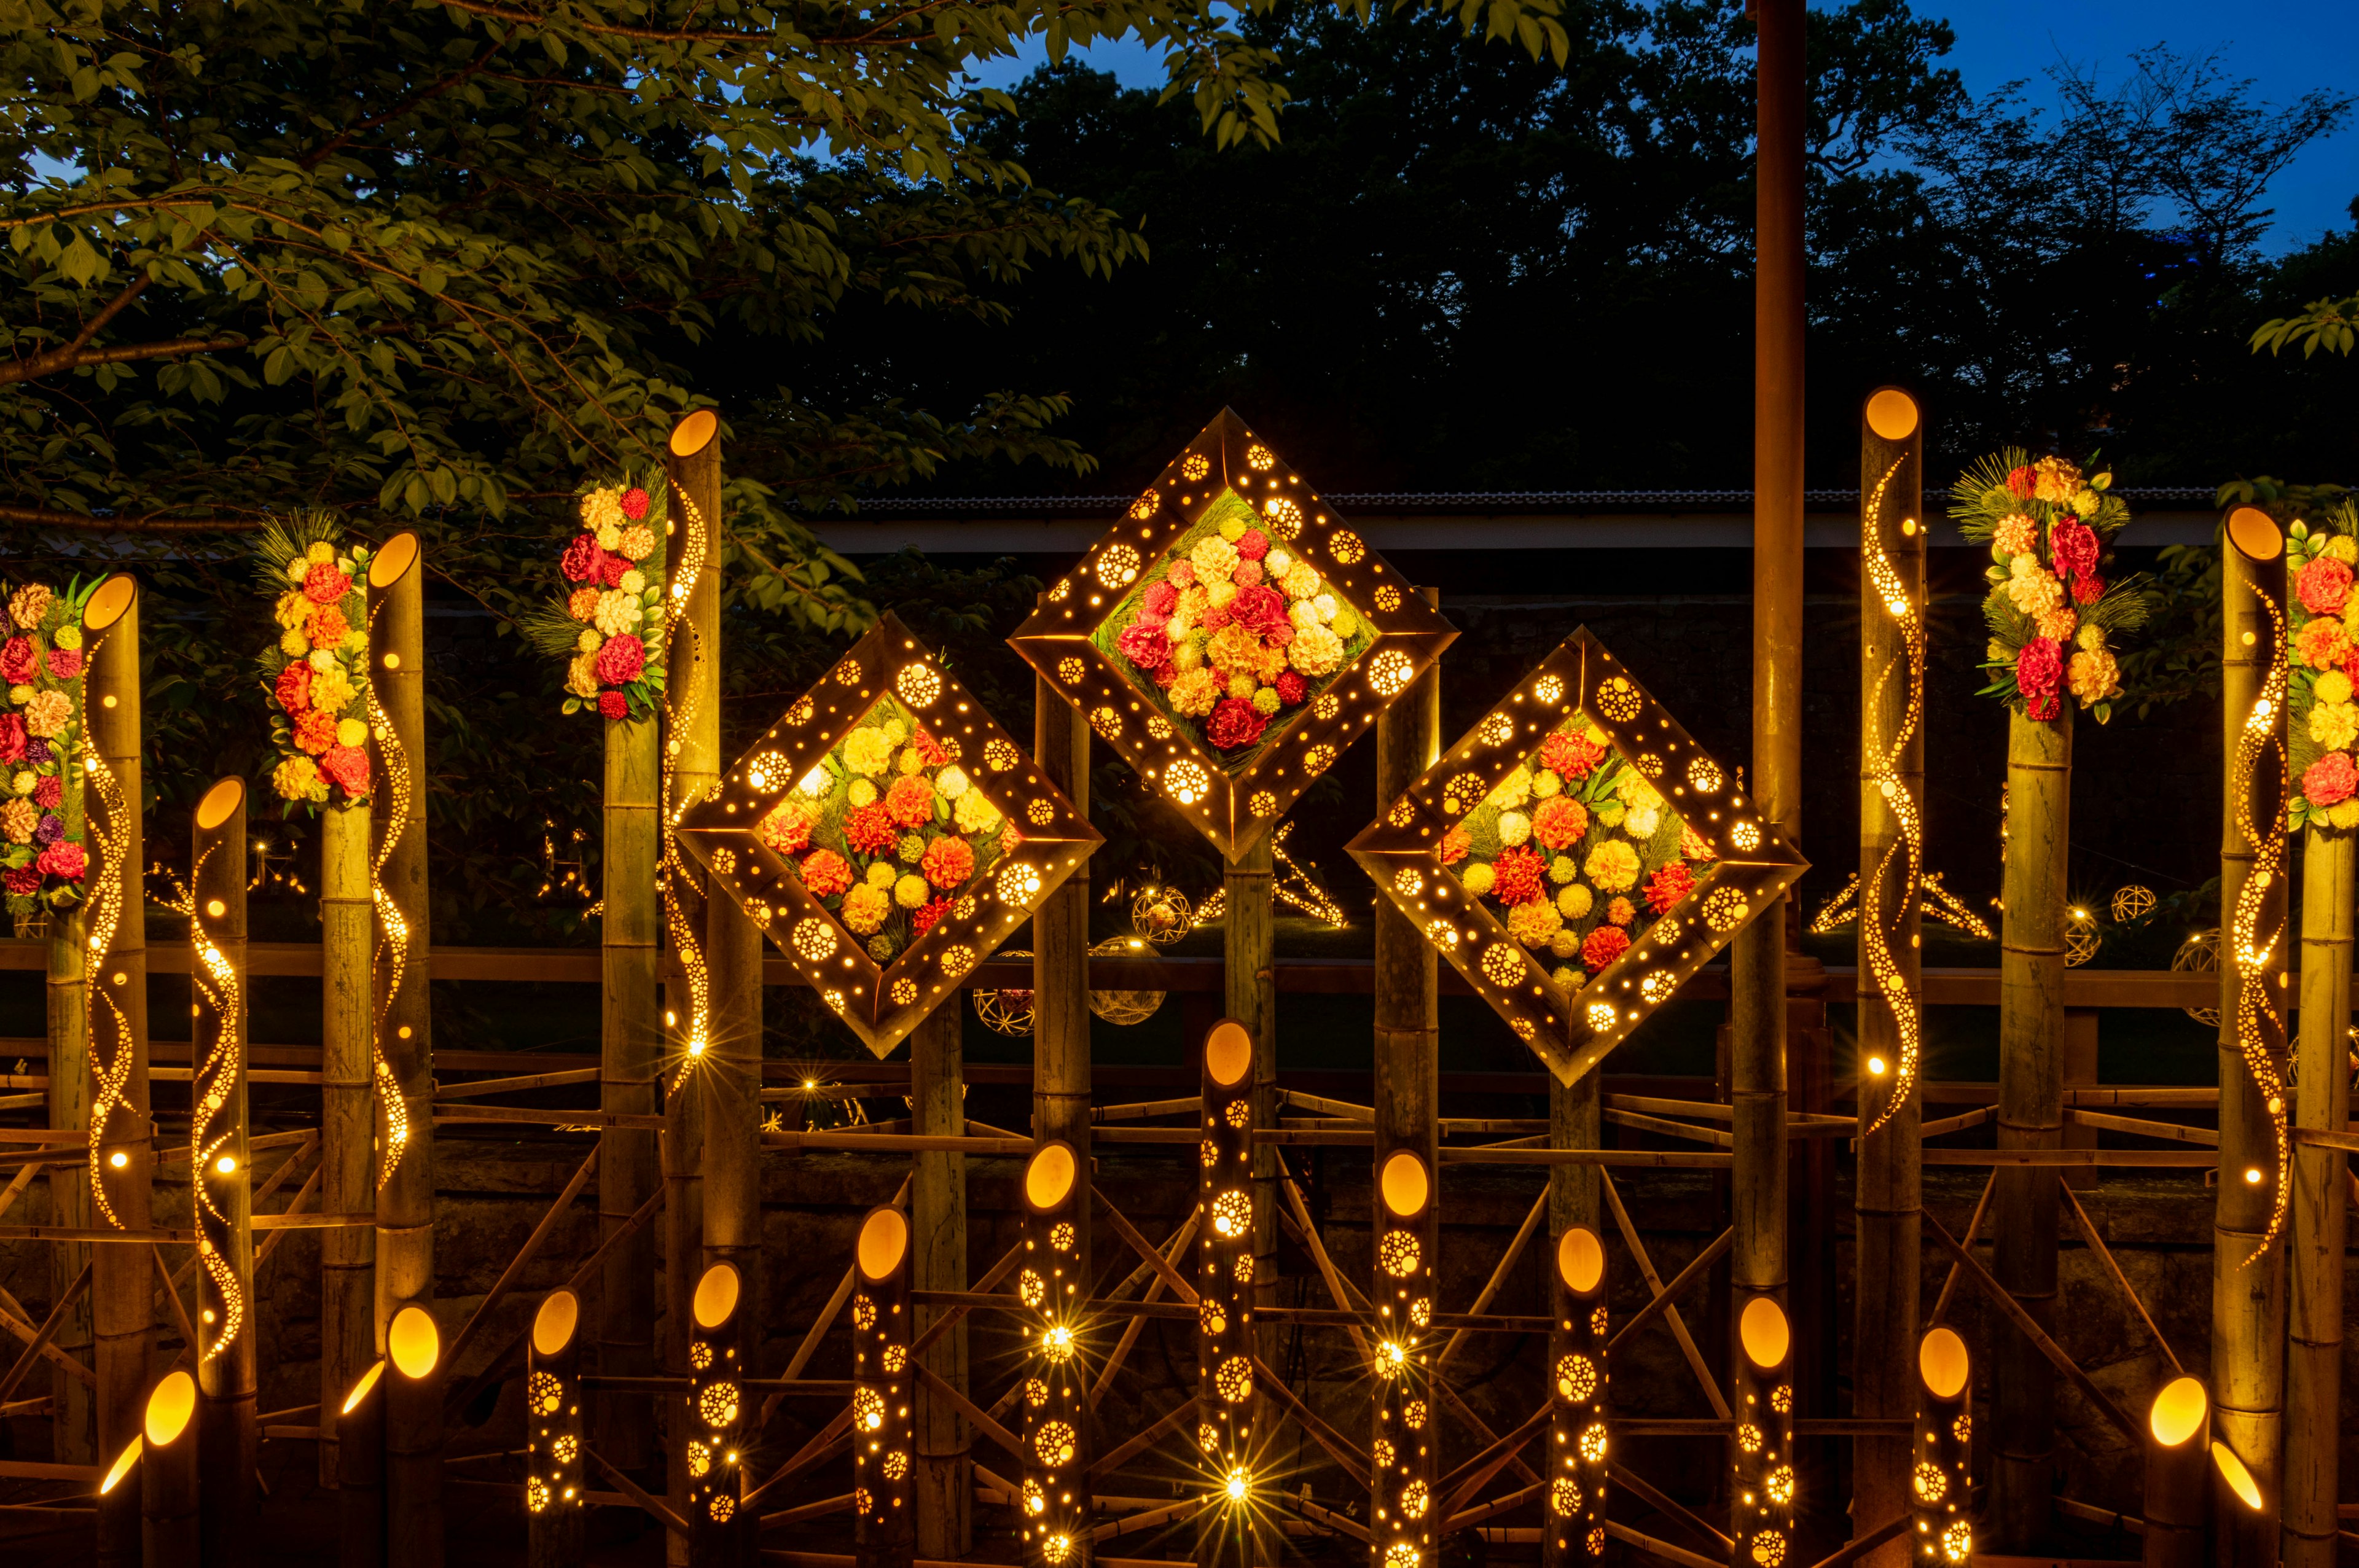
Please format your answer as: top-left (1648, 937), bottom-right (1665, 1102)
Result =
top-left (937, 766), bottom-right (970, 800)
top-left (1497, 811), bottom-right (1532, 847)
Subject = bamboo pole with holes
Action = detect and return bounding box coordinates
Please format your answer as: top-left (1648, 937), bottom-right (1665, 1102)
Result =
top-left (1854, 388), bottom-right (1923, 1568)
top-left (598, 583), bottom-right (663, 1469)
top-left (2216, 507), bottom-right (2287, 1568)
top-left (319, 760), bottom-right (374, 1486)
top-left (2285, 821), bottom-right (2350, 1568)
top-left (664, 408), bottom-right (722, 1568)
top-left (910, 1005), bottom-right (971, 1557)
top-left (192, 778), bottom-right (255, 1565)
top-left (1224, 837), bottom-right (1275, 1377)
top-left (47, 604), bottom-right (93, 1466)
top-left (86, 573), bottom-right (149, 1568)
top-left (369, 533), bottom-right (439, 1567)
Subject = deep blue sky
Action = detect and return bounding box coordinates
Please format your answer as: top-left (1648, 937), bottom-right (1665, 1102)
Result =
top-left (969, 0), bottom-right (2358, 255)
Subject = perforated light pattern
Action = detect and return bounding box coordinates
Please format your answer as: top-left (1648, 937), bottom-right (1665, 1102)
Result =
top-left (1020, 1165), bottom-right (1090, 1561)
top-left (687, 1296), bottom-right (746, 1552)
top-left (853, 1240), bottom-right (915, 1561)
top-left (1008, 410), bottom-right (1457, 859)
top-left (1548, 1247), bottom-right (1609, 1564)
top-left (675, 612), bottom-right (1101, 1058)
top-left (1372, 1137), bottom-right (1436, 1568)
top-left (525, 1312), bottom-right (584, 1551)
top-left (187, 849), bottom-right (246, 1362)
top-left (1348, 628), bottom-right (1807, 1082)
top-left (1858, 456), bottom-right (1927, 1134)
top-left (1732, 1298), bottom-right (1795, 1568)
top-left (1197, 1040), bottom-right (1256, 1529)
top-left (2231, 552), bottom-right (2294, 1258)
top-left (80, 622), bottom-right (136, 1227)
top-left (1911, 1350), bottom-right (1970, 1562)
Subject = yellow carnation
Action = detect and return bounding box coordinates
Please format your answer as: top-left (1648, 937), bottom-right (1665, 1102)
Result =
top-left (1508, 899), bottom-right (1563, 947)
top-left (272, 755), bottom-right (321, 801)
top-left (2310, 700), bottom-right (2359, 753)
top-left (894, 873), bottom-right (931, 910)
top-left (1584, 840), bottom-right (1641, 893)
top-left (953, 790), bottom-right (1001, 833)
top-left (2319, 671), bottom-right (2355, 706)
top-left (311, 663), bottom-right (357, 714)
top-left (842, 727), bottom-right (894, 776)
top-left (842, 884), bottom-right (891, 934)
top-left (565, 654), bottom-right (599, 700)
top-left (274, 590), bottom-right (311, 631)
top-left (848, 778), bottom-right (878, 808)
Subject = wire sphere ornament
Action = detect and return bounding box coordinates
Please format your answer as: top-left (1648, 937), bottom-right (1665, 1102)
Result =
top-left (972, 946), bottom-right (1036, 1036)
top-left (1129, 884), bottom-right (1193, 945)
top-left (2064, 905), bottom-right (2102, 968)
top-left (2111, 884), bottom-right (2156, 922)
top-left (1086, 934), bottom-right (1164, 1026)
top-left (2173, 928), bottom-right (2221, 1027)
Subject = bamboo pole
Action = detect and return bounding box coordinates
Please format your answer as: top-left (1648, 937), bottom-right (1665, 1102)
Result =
top-left (1197, 1019), bottom-right (1256, 1564)
top-left (368, 533), bottom-right (439, 1568)
top-left (1224, 834), bottom-right (1275, 1375)
top-left (192, 778), bottom-right (255, 1566)
top-left (2285, 822), bottom-right (2350, 1568)
top-left (909, 1006), bottom-right (971, 1559)
top-left (141, 1368), bottom-right (198, 1568)
top-left (1911, 1330), bottom-right (1970, 1567)
top-left (665, 407), bottom-right (721, 1568)
top-left (2216, 507), bottom-right (2287, 1568)
top-left (85, 572), bottom-right (150, 1568)
top-left (48, 634), bottom-right (93, 1466)
top-left (1992, 696), bottom-right (2070, 1546)
top-left (1854, 387), bottom-right (1924, 1568)
top-left (2145, 1377), bottom-right (2209, 1568)
top-left (1371, 595), bottom-right (1439, 1568)
top-left (853, 1208), bottom-right (915, 1568)
top-left (319, 781), bottom-right (374, 1485)
top-left (1548, 1227), bottom-right (1608, 1564)
top-left (598, 640), bottom-right (663, 1470)
top-left (1733, 0), bottom-right (1804, 1510)
top-left (526, 1292), bottom-right (585, 1568)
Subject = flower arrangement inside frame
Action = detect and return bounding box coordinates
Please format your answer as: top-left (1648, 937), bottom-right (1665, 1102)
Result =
top-left (754, 693), bottom-right (1018, 965)
top-left (1951, 451), bottom-right (2153, 724)
top-left (2282, 502), bottom-right (2359, 832)
top-left (257, 517), bottom-right (375, 809)
top-left (1439, 714), bottom-right (1718, 991)
top-left (1094, 490), bottom-right (1374, 763)
top-left (520, 472), bottom-right (670, 720)
top-left (0, 579), bottom-right (96, 923)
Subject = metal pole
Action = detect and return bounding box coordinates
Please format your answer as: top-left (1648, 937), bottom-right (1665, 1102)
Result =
top-left (192, 778), bottom-right (255, 1566)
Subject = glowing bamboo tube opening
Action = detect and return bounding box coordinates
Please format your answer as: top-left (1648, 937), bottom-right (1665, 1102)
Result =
top-left (1024, 1142), bottom-right (1078, 1212)
top-left (533, 1290), bottom-right (580, 1357)
top-left (388, 1306), bottom-right (440, 1379)
top-left (668, 408), bottom-right (718, 457)
top-left (1203, 1018), bottom-right (1253, 1088)
top-left (1556, 1226), bottom-right (1605, 1294)
top-left (855, 1206), bottom-right (910, 1282)
top-left (1379, 1150), bottom-right (1431, 1218)
top-left (1917, 1327), bottom-right (1968, 1400)
top-left (342, 1359), bottom-right (387, 1415)
top-left (2226, 505), bottom-right (2282, 563)
top-left (1865, 389), bottom-right (1920, 442)
top-left (101, 1436), bottom-right (143, 1494)
top-left (2212, 1441), bottom-right (2264, 1510)
top-left (692, 1263), bottom-right (741, 1330)
top-left (86, 574), bottom-right (137, 631)
top-left (145, 1369), bottom-right (197, 1446)
top-left (1741, 1297), bottom-right (1791, 1369)
top-left (369, 531), bottom-right (420, 590)
top-left (2151, 1378), bottom-right (2208, 1447)
top-left (196, 778), bottom-right (244, 830)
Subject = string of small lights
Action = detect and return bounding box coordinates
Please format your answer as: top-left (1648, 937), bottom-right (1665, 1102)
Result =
top-left (660, 479), bottom-right (715, 1090)
top-left (1805, 871), bottom-right (1990, 943)
top-left (1197, 1021), bottom-right (1259, 1556)
top-left (1547, 1227), bottom-right (1609, 1564)
top-left (1858, 454), bottom-right (1926, 1136)
top-left (1016, 1141), bottom-right (1089, 1563)
top-left (82, 618), bottom-right (135, 1229)
top-left (364, 677), bottom-right (412, 1190)
top-left (851, 1206), bottom-right (916, 1564)
top-left (2228, 543), bottom-right (2293, 1260)
top-left (1910, 1329), bottom-right (1972, 1566)
top-left (189, 840), bottom-right (247, 1361)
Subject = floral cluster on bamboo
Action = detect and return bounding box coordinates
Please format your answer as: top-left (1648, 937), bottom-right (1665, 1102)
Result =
top-left (2283, 504), bottom-right (2359, 830)
top-left (525, 473), bottom-right (669, 721)
top-left (257, 520), bottom-right (374, 807)
top-left (0, 579), bottom-right (93, 919)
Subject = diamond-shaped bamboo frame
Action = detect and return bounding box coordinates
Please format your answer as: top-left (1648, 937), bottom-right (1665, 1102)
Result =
top-left (1008, 408), bottom-right (1457, 860)
top-left (1347, 627), bottom-right (1806, 1084)
top-left (675, 612), bottom-right (1101, 1058)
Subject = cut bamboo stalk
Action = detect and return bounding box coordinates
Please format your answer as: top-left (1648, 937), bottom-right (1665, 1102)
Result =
top-left (85, 572), bottom-right (149, 1568)
top-left (2143, 1376), bottom-right (2208, 1568)
top-left (1197, 1018), bottom-right (1256, 1564)
top-left (597, 649), bottom-right (662, 1471)
top-left (320, 788), bottom-right (373, 1486)
top-left (1223, 830), bottom-right (1275, 1397)
top-left (2285, 822), bottom-right (2350, 1568)
top-left (1543, 1224), bottom-right (1607, 1563)
top-left (1911, 1328), bottom-right (1971, 1568)
top-left (191, 778), bottom-right (256, 1566)
top-left (141, 1368), bottom-right (199, 1568)
top-left (1854, 385), bottom-right (1924, 1568)
top-left (340, 1360), bottom-right (387, 1568)
top-left (45, 741), bottom-right (93, 1466)
top-left (526, 1292), bottom-right (585, 1568)
top-left (852, 1207), bottom-right (915, 1567)
top-left (1992, 693), bottom-right (2070, 1548)
top-left (1545, 1053), bottom-right (1601, 1568)
top-left (909, 1005), bottom-right (970, 1559)
top-left (2215, 505), bottom-right (2288, 1568)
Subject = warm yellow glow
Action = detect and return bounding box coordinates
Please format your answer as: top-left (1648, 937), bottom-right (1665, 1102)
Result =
top-left (693, 1264), bottom-right (741, 1329)
top-left (1203, 1020), bottom-right (1253, 1088)
top-left (1556, 1227), bottom-right (1605, 1294)
top-left (668, 408), bottom-right (718, 456)
top-left (342, 1359), bottom-right (386, 1414)
top-left (857, 1206), bottom-right (910, 1282)
top-left (1379, 1151), bottom-right (1430, 1218)
top-left (2150, 1377), bottom-right (2207, 1447)
top-left (2225, 505), bottom-right (2282, 563)
top-left (1224, 1467), bottom-right (1251, 1504)
top-left (1917, 1327), bottom-right (1968, 1399)
top-left (109, 1152), bottom-right (127, 1168)
top-left (100, 1435), bottom-right (142, 1494)
top-left (216, 1155), bottom-right (237, 1174)
top-left (389, 1306), bottom-right (440, 1379)
top-left (2212, 1441), bottom-right (2263, 1510)
top-left (1867, 1056), bottom-right (1887, 1077)
top-left (1377, 1340), bottom-right (1408, 1375)
top-left (2245, 1168), bottom-right (2264, 1185)
top-left (144, 1370), bottom-right (197, 1445)
top-left (1025, 1142), bottom-right (1078, 1212)
top-left (533, 1290), bottom-right (581, 1357)
top-left (86, 574), bottom-right (137, 631)
top-left (1865, 389), bottom-right (1920, 442)
top-left (1740, 1297), bottom-right (1791, 1370)
top-left (197, 777), bottom-right (245, 831)
top-left (368, 531), bottom-right (421, 589)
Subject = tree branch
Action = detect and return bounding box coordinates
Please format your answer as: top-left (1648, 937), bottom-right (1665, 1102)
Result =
top-left (0, 326), bottom-right (245, 387)
top-left (0, 505), bottom-right (265, 535)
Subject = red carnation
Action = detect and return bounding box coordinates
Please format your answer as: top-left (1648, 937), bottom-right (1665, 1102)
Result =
top-left (36, 841), bottom-right (86, 882)
top-left (0, 714), bottom-right (22, 765)
top-left (2049, 519), bottom-right (2099, 582)
top-left (620, 487), bottom-right (651, 521)
top-left (34, 774), bottom-right (61, 809)
top-left (2304, 752), bottom-right (2358, 808)
top-left (2069, 573), bottom-right (2105, 606)
top-left (1235, 528), bottom-right (1269, 561)
top-left (1141, 580), bottom-right (1179, 617)
top-left (920, 835), bottom-right (974, 889)
top-left (2, 865), bottom-right (37, 895)
top-left (1491, 845), bottom-right (1546, 905)
top-left (320, 744), bottom-right (370, 795)
top-left (2006, 466), bottom-right (2038, 500)
top-left (593, 634), bottom-right (644, 687)
top-left (1200, 599), bottom-right (1233, 633)
top-left (2299, 557), bottom-right (2353, 619)
top-left (560, 534), bottom-right (606, 583)
top-left (2016, 636), bottom-right (2064, 722)
top-left (844, 803), bottom-right (896, 856)
top-left (597, 692), bottom-right (629, 720)
top-left (1229, 583), bottom-right (1291, 639)
top-left (911, 727), bottom-right (950, 769)
top-left (1165, 560), bottom-right (1197, 590)
top-left (1274, 669), bottom-right (1307, 705)
top-left (913, 895), bottom-right (953, 935)
top-left (1116, 621), bottom-right (1172, 673)
top-left (800, 849), bottom-right (853, 898)
top-left (1440, 825), bottom-right (1471, 865)
top-left (759, 803), bottom-right (813, 857)
top-left (599, 553), bottom-right (630, 589)
top-left (1643, 862), bottom-right (1696, 916)
top-left (1232, 560), bottom-right (1265, 589)
top-left (45, 647), bottom-right (82, 680)
top-left (1207, 697), bottom-right (1269, 751)
top-left (0, 637), bottom-right (37, 684)
top-left (275, 661), bottom-right (313, 714)
top-left (302, 561), bottom-right (353, 606)
top-left (885, 774), bottom-right (935, 828)
top-left (1581, 924), bottom-right (1631, 972)
top-left (294, 709), bottom-right (338, 755)
top-left (1531, 796), bottom-right (1590, 851)
top-left (1540, 730), bottom-right (1607, 780)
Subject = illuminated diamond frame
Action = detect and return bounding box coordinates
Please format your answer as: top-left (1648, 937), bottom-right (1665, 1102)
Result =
top-left (675, 612), bottom-right (1101, 1057)
top-left (1347, 626), bottom-right (1805, 1083)
top-left (1007, 408), bottom-right (1457, 859)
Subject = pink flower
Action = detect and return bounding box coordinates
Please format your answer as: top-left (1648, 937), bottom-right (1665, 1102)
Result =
top-left (2298, 557), bottom-right (2353, 619)
top-left (599, 553), bottom-right (630, 589)
top-left (302, 561), bottom-right (353, 606)
top-left (620, 487), bottom-right (651, 521)
top-left (2070, 574), bottom-right (2105, 606)
top-left (45, 647), bottom-right (81, 679)
top-left (2304, 752), bottom-right (2358, 808)
top-left (1229, 583), bottom-right (1290, 640)
top-left (320, 745), bottom-right (370, 795)
top-left (275, 662), bottom-right (312, 714)
top-left (2016, 636), bottom-right (2064, 722)
top-left (35, 841), bottom-right (85, 881)
top-left (1235, 528), bottom-right (1269, 561)
top-left (1141, 581), bottom-right (1178, 617)
top-left (1274, 670), bottom-right (1307, 706)
top-left (34, 774), bottom-right (61, 809)
top-left (1207, 698), bottom-right (1269, 751)
top-left (0, 714), bottom-right (22, 765)
top-left (1, 865), bottom-right (36, 895)
top-left (2049, 519), bottom-right (2099, 581)
top-left (560, 534), bottom-right (606, 583)
top-left (598, 692), bottom-right (628, 720)
top-left (0, 638), bottom-right (36, 684)
top-left (1116, 621), bottom-right (1172, 673)
top-left (593, 634), bottom-right (644, 687)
